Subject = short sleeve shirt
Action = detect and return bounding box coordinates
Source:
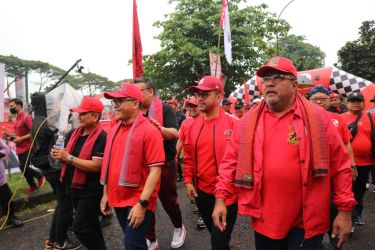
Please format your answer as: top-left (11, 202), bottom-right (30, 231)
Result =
top-left (178, 117), bottom-right (194, 141)
top-left (14, 112), bottom-right (33, 154)
top-left (65, 130), bottom-right (107, 198)
top-left (107, 122), bottom-right (165, 211)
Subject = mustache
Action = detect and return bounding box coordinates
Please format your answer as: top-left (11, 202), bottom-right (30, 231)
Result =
top-left (265, 88), bottom-right (277, 95)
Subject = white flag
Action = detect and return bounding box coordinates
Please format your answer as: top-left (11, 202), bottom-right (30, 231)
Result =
top-left (220, 0), bottom-right (232, 65)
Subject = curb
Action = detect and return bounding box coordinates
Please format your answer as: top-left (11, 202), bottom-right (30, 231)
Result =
top-left (13, 189), bottom-right (55, 212)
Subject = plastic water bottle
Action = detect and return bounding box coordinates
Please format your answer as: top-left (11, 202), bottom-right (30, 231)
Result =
top-left (52, 130), bottom-right (65, 169)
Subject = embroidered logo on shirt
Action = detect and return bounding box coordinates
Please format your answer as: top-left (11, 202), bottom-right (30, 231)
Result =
top-left (224, 129), bottom-right (233, 141)
top-left (287, 126), bottom-right (298, 145)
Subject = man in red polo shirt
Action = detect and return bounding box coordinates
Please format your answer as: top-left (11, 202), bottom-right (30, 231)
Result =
top-left (6, 98), bottom-right (45, 193)
top-left (184, 76), bottom-right (238, 250)
top-left (213, 56), bottom-right (356, 250)
top-left (100, 83), bottom-right (164, 250)
top-left (341, 92), bottom-right (375, 226)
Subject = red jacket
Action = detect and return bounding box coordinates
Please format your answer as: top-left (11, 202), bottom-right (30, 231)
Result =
top-left (184, 109), bottom-right (238, 206)
top-left (215, 103), bottom-right (356, 239)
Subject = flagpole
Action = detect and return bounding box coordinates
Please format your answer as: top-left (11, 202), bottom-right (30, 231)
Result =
top-left (214, 26), bottom-right (222, 77)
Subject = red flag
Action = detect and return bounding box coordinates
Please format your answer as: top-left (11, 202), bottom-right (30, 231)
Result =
top-left (132, 0), bottom-right (143, 79)
top-left (243, 80), bottom-right (250, 105)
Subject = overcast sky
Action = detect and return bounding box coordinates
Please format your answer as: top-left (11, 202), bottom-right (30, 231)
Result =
top-left (1, 0), bottom-right (374, 82)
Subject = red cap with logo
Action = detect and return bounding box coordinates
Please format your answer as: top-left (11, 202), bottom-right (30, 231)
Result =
top-left (188, 76), bottom-right (224, 93)
top-left (104, 83), bottom-right (144, 103)
top-left (168, 99), bottom-right (179, 106)
top-left (71, 96), bottom-right (104, 113)
top-left (256, 56), bottom-right (298, 79)
top-left (329, 93), bottom-right (340, 99)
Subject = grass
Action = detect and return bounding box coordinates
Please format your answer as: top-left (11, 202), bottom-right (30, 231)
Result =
top-left (6, 172), bottom-right (52, 199)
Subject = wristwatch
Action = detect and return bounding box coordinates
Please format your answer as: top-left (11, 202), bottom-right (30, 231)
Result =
top-left (67, 154), bottom-right (74, 164)
top-left (138, 199), bottom-right (149, 208)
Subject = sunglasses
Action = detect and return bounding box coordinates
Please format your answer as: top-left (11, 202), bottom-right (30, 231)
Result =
top-left (261, 74), bottom-right (296, 84)
top-left (111, 98), bottom-right (136, 106)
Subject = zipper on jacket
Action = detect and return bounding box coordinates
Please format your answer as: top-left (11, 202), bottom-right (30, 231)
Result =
top-left (194, 123), bottom-right (204, 188)
top-left (213, 125), bottom-right (218, 175)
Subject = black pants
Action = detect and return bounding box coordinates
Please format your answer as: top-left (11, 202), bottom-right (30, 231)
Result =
top-left (195, 189), bottom-right (237, 250)
top-left (18, 151), bottom-right (42, 187)
top-left (45, 171), bottom-right (73, 244)
top-left (177, 158), bottom-right (183, 179)
top-left (72, 196), bottom-right (106, 250)
top-left (254, 229), bottom-right (323, 250)
top-left (353, 166), bottom-right (373, 218)
top-left (0, 183), bottom-right (16, 218)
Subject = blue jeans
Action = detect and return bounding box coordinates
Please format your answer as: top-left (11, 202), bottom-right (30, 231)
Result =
top-left (254, 228), bottom-right (323, 250)
top-left (115, 207), bottom-right (153, 250)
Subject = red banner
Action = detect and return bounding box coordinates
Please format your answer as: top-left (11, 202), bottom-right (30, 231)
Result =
top-left (132, 0), bottom-right (143, 79)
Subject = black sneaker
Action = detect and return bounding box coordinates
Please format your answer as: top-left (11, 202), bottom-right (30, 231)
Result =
top-left (354, 216), bottom-right (365, 225)
top-left (196, 217), bottom-right (206, 229)
top-left (7, 216), bottom-right (23, 227)
top-left (54, 239), bottom-right (82, 250)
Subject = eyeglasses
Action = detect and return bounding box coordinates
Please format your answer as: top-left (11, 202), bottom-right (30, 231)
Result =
top-left (111, 98), bottom-right (136, 106)
top-left (195, 91), bottom-right (217, 98)
top-left (187, 104), bottom-right (198, 108)
top-left (310, 97), bottom-right (329, 103)
top-left (261, 74), bottom-right (296, 84)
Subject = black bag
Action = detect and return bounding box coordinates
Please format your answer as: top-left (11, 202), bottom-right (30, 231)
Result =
top-left (367, 112), bottom-right (375, 157)
top-left (348, 112), bottom-right (363, 142)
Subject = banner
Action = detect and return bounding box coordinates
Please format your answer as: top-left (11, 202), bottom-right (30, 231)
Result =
top-left (220, 0), bottom-right (232, 64)
top-left (209, 51), bottom-right (222, 79)
top-left (15, 76), bottom-right (26, 102)
top-left (0, 63), bottom-right (4, 122)
top-left (132, 0), bottom-right (143, 79)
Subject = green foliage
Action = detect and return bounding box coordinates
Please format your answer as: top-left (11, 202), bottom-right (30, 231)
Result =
top-left (143, 0), bottom-right (290, 99)
top-left (278, 34), bottom-right (325, 71)
top-left (337, 20), bottom-right (375, 82)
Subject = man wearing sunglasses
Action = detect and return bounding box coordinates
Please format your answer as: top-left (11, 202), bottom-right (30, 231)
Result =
top-left (183, 76), bottom-right (239, 250)
top-left (100, 83), bottom-right (164, 250)
top-left (213, 56), bottom-right (356, 250)
top-left (133, 77), bottom-right (185, 250)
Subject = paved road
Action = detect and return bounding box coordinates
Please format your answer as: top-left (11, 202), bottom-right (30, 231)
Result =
top-left (1, 183), bottom-right (375, 250)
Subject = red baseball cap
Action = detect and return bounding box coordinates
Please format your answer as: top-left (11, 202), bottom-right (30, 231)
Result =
top-left (71, 96), bottom-right (104, 113)
top-left (329, 93), bottom-right (340, 99)
top-left (168, 99), bottom-right (179, 106)
top-left (188, 76), bottom-right (224, 93)
top-left (104, 83), bottom-right (144, 103)
top-left (256, 56), bottom-right (298, 79)
top-left (187, 96), bottom-right (198, 106)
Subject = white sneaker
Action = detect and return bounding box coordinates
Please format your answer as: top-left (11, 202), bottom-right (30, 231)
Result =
top-left (146, 239), bottom-right (159, 250)
top-left (171, 224), bottom-right (186, 249)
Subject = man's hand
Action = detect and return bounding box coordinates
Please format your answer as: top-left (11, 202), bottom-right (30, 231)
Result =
top-left (212, 198), bottom-right (227, 232)
top-left (351, 168), bottom-right (358, 181)
top-left (332, 211), bottom-right (352, 248)
top-left (51, 146), bottom-right (69, 162)
top-left (128, 203), bottom-right (146, 228)
top-left (100, 194), bottom-right (112, 216)
top-left (185, 183), bottom-right (197, 201)
top-left (12, 136), bottom-right (22, 144)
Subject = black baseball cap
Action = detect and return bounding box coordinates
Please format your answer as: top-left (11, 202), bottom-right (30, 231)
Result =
top-left (347, 92), bottom-right (364, 102)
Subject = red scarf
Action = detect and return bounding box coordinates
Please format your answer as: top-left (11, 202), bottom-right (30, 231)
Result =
top-left (100, 111), bottom-right (148, 187)
top-left (60, 124), bottom-right (103, 189)
top-left (235, 93), bottom-right (329, 189)
top-left (148, 96), bottom-right (164, 126)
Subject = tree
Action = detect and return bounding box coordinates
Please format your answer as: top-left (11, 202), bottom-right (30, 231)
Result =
top-left (279, 35), bottom-right (325, 71)
top-left (143, 0), bottom-right (290, 99)
top-left (337, 20), bottom-right (375, 82)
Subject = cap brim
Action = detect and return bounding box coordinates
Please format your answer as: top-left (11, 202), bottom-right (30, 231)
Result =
top-left (70, 107), bottom-right (90, 113)
top-left (104, 91), bottom-right (126, 99)
top-left (256, 66), bottom-right (296, 78)
top-left (188, 85), bottom-right (217, 93)
top-left (348, 98), bottom-right (364, 102)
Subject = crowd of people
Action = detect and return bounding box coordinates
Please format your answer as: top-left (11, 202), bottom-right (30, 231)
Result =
top-left (0, 56), bottom-right (374, 250)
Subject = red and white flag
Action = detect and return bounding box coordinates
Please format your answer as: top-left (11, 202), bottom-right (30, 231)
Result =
top-left (132, 0), bottom-right (143, 79)
top-left (220, 0), bottom-right (232, 65)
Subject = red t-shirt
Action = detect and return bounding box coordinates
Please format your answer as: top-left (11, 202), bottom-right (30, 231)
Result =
top-left (178, 117), bottom-right (194, 141)
top-left (107, 123), bottom-right (165, 211)
top-left (14, 112), bottom-right (33, 154)
top-left (327, 112), bottom-right (351, 144)
top-left (196, 118), bottom-right (218, 194)
top-left (252, 107), bottom-right (303, 239)
top-left (341, 112), bottom-right (375, 166)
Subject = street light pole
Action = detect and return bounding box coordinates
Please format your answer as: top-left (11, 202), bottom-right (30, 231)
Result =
top-left (276, 0), bottom-right (297, 55)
